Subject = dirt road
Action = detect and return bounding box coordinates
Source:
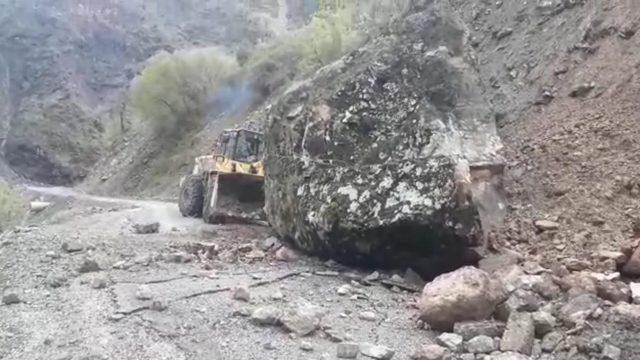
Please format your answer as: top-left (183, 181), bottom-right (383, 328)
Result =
top-left (0, 187), bottom-right (428, 360)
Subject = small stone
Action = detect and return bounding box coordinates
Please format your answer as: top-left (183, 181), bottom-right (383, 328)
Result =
top-left (45, 251), bottom-right (60, 259)
top-left (337, 343), bottom-right (360, 358)
top-left (150, 300), bottom-right (167, 311)
top-left (112, 260), bottom-right (130, 270)
top-left (365, 271), bottom-right (381, 282)
top-left (271, 291), bottom-right (284, 300)
top-left (46, 274), bottom-right (66, 288)
top-left (135, 285), bottom-right (153, 300)
top-left (133, 255), bottom-right (152, 266)
top-left (622, 246), bottom-right (640, 276)
top-left (404, 268), bottom-right (426, 289)
top-left (597, 251), bottom-right (627, 265)
top-left (237, 243), bottom-right (254, 253)
top-left (165, 252), bottom-right (191, 263)
top-left (559, 294), bottom-right (600, 326)
top-left (2, 292), bottom-right (21, 305)
top-left (390, 274), bottom-right (404, 283)
top-left (359, 311), bottom-right (377, 322)
top-left (280, 302), bottom-right (324, 336)
top-left (78, 259), bottom-right (100, 273)
top-left (410, 344), bottom-right (449, 360)
top-left (132, 221), bottom-right (160, 234)
top-left (601, 344), bottom-right (622, 360)
top-left (251, 306), bottom-right (282, 325)
top-left (564, 258), bottom-right (590, 272)
top-left (534, 220), bottom-right (559, 231)
top-left (454, 321), bottom-right (506, 340)
top-left (232, 287), bottom-right (251, 302)
top-left (501, 312), bottom-right (535, 355)
top-left (300, 341), bottom-right (314, 352)
top-left (465, 335), bottom-right (496, 354)
top-left (260, 236), bottom-right (280, 251)
top-left (61, 241), bottom-right (84, 253)
top-left (90, 275), bottom-right (108, 289)
top-left (569, 82), bottom-right (595, 98)
top-left (360, 343), bottom-right (395, 360)
top-left (596, 280), bottom-right (631, 303)
top-left (485, 353), bottom-right (532, 360)
top-left (630, 283), bottom-right (640, 304)
top-left (275, 247), bottom-right (298, 262)
top-left (541, 331), bottom-right (563, 353)
top-left (263, 342), bottom-right (276, 350)
top-left (532, 311), bottom-right (556, 337)
top-left (337, 284), bottom-right (353, 296)
top-left (437, 333), bottom-right (464, 352)
top-left (495, 289), bottom-right (544, 321)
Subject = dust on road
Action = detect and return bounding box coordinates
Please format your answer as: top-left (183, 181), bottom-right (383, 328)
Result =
top-left (1, 187), bottom-right (427, 360)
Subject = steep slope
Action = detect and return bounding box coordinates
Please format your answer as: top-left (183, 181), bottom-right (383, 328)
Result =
top-left (0, 0), bottom-right (302, 185)
top-left (449, 0), bottom-right (640, 268)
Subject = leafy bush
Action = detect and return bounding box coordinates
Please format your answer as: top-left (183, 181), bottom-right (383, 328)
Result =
top-left (130, 48), bottom-right (240, 138)
top-left (0, 182), bottom-right (27, 231)
top-left (130, 0), bottom-right (411, 139)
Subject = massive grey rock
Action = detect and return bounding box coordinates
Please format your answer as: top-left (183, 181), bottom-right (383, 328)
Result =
top-left (263, 0), bottom-right (502, 266)
top-left (420, 267), bottom-right (507, 331)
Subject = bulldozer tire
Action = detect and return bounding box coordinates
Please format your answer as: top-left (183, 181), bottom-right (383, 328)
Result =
top-left (179, 174), bottom-right (204, 218)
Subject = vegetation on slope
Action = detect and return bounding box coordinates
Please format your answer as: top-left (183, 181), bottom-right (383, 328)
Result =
top-left (129, 0), bottom-right (410, 141)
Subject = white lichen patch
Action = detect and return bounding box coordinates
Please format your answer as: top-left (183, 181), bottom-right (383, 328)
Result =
top-left (337, 186), bottom-right (359, 201)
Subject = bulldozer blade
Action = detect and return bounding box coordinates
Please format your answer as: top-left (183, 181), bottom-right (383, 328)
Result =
top-left (203, 172), bottom-right (265, 225)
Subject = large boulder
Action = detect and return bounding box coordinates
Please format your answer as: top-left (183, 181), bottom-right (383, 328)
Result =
top-left (263, 0), bottom-right (503, 265)
top-left (419, 266), bottom-right (507, 331)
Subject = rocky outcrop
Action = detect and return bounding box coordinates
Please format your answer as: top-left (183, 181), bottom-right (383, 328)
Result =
top-left (263, 0), bottom-right (502, 266)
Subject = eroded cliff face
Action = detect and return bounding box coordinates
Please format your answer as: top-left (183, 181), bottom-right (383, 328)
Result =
top-left (0, 0), bottom-right (301, 184)
top-left (263, 0), bottom-right (503, 272)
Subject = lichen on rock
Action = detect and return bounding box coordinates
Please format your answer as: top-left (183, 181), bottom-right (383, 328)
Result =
top-left (263, 0), bottom-right (503, 271)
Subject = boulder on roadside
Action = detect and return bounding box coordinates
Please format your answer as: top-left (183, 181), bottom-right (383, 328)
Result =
top-left (419, 267), bottom-right (507, 331)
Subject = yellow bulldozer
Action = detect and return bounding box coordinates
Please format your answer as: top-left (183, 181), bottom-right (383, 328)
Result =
top-left (179, 128), bottom-right (265, 224)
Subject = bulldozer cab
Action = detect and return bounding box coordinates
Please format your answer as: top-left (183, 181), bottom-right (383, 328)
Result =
top-left (217, 129), bottom-right (263, 164)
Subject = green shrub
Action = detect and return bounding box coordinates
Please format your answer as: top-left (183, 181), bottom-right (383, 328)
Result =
top-left (130, 1), bottom-right (411, 139)
top-left (130, 48), bottom-right (240, 138)
top-left (0, 182), bottom-right (27, 231)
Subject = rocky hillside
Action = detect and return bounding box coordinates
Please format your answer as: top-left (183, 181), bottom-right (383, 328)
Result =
top-left (0, 0), bottom-right (305, 185)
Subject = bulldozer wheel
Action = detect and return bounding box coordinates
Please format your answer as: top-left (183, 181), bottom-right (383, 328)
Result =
top-left (179, 174), bottom-right (204, 218)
